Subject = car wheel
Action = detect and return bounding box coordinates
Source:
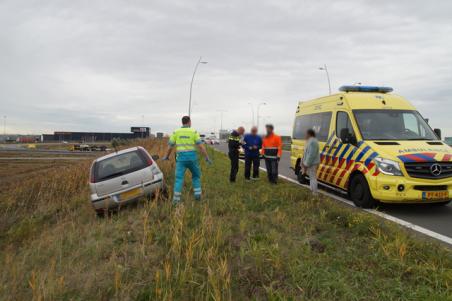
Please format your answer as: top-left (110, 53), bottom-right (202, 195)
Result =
top-left (349, 174), bottom-right (377, 208)
top-left (95, 209), bottom-right (106, 218)
top-left (297, 171), bottom-right (309, 185)
top-left (149, 184), bottom-right (169, 201)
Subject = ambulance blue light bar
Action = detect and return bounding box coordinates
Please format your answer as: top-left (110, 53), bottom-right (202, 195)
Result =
top-left (339, 85), bottom-right (393, 93)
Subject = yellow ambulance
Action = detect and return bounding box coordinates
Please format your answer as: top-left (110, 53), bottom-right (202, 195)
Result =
top-left (291, 85), bottom-right (452, 208)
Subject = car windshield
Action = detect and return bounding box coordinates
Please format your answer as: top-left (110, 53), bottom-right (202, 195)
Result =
top-left (95, 150), bottom-right (147, 181)
top-left (353, 109), bottom-right (437, 141)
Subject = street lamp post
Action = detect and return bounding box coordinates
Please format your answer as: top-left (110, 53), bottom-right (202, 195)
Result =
top-left (247, 103), bottom-right (255, 126)
top-left (3, 115), bottom-right (6, 137)
top-left (256, 102), bottom-right (267, 131)
top-left (318, 64), bottom-right (332, 95)
top-left (188, 56), bottom-right (208, 117)
top-left (217, 109), bottom-right (226, 132)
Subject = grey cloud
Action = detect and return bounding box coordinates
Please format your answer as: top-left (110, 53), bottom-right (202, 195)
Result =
top-left (0, 0), bottom-right (451, 136)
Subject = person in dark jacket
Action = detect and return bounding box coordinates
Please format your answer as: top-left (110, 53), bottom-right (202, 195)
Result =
top-left (228, 126), bottom-right (245, 182)
top-left (243, 126), bottom-right (262, 180)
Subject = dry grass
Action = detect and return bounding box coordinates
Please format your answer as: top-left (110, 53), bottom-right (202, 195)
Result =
top-left (0, 139), bottom-right (451, 300)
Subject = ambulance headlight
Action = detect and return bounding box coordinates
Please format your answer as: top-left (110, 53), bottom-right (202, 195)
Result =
top-left (374, 157), bottom-right (403, 176)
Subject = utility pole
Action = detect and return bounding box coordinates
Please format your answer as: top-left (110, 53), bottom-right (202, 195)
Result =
top-left (3, 115), bottom-right (6, 137)
top-left (248, 103), bottom-right (255, 126)
top-left (141, 115), bottom-right (144, 138)
top-left (318, 64), bottom-right (332, 95)
top-left (256, 102), bottom-right (267, 131)
top-left (188, 57), bottom-right (208, 117)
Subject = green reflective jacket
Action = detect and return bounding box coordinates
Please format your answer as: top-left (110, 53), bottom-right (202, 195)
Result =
top-left (169, 126), bottom-right (202, 153)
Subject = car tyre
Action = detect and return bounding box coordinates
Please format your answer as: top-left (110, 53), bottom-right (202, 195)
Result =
top-left (95, 209), bottom-right (106, 218)
top-left (349, 174), bottom-right (377, 208)
top-left (297, 171), bottom-right (309, 185)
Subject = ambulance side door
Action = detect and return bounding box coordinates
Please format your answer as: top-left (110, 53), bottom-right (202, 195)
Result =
top-left (332, 111), bottom-right (359, 188)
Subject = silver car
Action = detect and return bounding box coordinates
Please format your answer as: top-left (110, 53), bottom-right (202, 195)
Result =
top-left (89, 146), bottom-right (164, 216)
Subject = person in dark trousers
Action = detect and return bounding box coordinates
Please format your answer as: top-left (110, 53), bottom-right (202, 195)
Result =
top-left (228, 126), bottom-right (245, 182)
top-left (261, 124), bottom-right (282, 184)
top-left (243, 126), bottom-right (262, 180)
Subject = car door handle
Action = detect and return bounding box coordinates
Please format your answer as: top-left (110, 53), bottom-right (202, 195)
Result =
top-left (121, 180), bottom-right (128, 185)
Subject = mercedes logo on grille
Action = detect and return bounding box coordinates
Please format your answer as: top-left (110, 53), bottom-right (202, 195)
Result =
top-left (430, 163), bottom-right (442, 176)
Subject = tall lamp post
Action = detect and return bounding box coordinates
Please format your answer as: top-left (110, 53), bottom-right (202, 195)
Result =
top-left (318, 64), bottom-right (331, 95)
top-left (188, 56), bottom-right (208, 117)
top-left (2, 115), bottom-right (6, 137)
top-left (247, 102), bottom-right (255, 126)
top-left (256, 102), bottom-right (267, 131)
top-left (217, 109), bottom-right (227, 132)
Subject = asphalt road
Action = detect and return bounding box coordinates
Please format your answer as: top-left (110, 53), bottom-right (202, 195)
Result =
top-left (213, 143), bottom-right (452, 240)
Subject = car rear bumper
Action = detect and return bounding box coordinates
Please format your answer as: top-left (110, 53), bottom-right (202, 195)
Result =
top-left (90, 176), bottom-right (164, 210)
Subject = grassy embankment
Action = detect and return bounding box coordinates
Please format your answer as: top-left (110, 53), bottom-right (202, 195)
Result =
top-left (0, 139), bottom-right (451, 300)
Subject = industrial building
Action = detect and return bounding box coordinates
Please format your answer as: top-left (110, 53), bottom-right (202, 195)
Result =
top-left (41, 127), bottom-right (150, 142)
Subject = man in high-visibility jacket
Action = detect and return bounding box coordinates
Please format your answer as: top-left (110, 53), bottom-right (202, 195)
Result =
top-left (163, 116), bottom-right (211, 204)
top-left (261, 124), bottom-right (282, 184)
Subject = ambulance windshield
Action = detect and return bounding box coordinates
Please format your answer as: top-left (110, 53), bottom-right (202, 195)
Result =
top-left (353, 110), bottom-right (437, 141)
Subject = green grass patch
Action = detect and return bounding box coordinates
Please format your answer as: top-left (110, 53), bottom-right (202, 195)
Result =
top-left (0, 139), bottom-right (451, 300)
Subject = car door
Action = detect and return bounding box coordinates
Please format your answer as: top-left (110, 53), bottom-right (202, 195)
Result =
top-left (323, 111), bottom-right (359, 188)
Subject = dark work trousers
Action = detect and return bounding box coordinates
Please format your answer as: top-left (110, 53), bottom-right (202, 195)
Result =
top-left (229, 151), bottom-right (239, 182)
top-left (244, 156), bottom-right (260, 179)
top-left (265, 158), bottom-right (279, 184)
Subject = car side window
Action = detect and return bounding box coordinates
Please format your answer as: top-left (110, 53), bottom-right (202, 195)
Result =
top-left (336, 111), bottom-right (356, 139)
top-left (293, 112), bottom-right (332, 142)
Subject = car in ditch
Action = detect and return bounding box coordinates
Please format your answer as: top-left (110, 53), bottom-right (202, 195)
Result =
top-left (89, 146), bottom-right (164, 216)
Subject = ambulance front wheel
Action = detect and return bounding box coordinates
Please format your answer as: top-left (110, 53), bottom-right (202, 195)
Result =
top-left (349, 174), bottom-right (377, 208)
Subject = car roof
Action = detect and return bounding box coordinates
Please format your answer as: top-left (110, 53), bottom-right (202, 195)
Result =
top-left (298, 91), bottom-right (416, 111)
top-left (93, 146), bottom-right (140, 162)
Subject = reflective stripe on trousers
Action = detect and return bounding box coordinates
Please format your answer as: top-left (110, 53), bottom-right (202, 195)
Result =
top-left (173, 159), bottom-right (201, 204)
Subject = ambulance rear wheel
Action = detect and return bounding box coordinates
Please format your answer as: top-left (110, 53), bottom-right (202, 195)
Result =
top-left (297, 170), bottom-right (309, 185)
top-left (349, 174), bottom-right (377, 208)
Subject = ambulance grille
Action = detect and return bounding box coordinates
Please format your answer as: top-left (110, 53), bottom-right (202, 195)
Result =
top-left (404, 162), bottom-right (452, 179)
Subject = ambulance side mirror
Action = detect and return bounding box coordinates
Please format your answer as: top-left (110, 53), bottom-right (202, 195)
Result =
top-left (434, 128), bottom-right (442, 140)
top-left (340, 128), bottom-right (357, 145)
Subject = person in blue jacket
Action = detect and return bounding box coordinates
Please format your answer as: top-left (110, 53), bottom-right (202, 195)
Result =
top-left (243, 126), bottom-right (263, 180)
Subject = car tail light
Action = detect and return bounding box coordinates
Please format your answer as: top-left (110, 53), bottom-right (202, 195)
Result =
top-left (90, 163), bottom-right (97, 183)
top-left (138, 148), bottom-right (153, 166)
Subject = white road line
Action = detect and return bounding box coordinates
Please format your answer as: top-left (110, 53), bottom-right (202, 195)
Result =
top-left (212, 147), bottom-right (452, 246)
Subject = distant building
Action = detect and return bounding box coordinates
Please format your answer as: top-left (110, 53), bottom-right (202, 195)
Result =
top-left (41, 127), bottom-right (150, 142)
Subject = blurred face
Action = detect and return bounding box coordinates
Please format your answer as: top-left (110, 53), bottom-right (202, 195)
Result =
top-left (237, 127), bottom-right (245, 135)
top-left (305, 131), bottom-right (310, 140)
top-left (266, 126), bottom-right (273, 135)
top-left (251, 126), bottom-right (258, 135)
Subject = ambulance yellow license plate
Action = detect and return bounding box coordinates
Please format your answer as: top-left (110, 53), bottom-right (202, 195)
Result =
top-left (120, 188), bottom-right (142, 201)
top-left (422, 191), bottom-right (449, 200)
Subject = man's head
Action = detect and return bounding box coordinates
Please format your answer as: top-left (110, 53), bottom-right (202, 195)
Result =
top-left (250, 126), bottom-right (258, 135)
top-left (265, 124), bottom-right (274, 136)
top-left (237, 126), bottom-right (245, 135)
top-left (182, 116), bottom-right (191, 127)
top-left (306, 129), bottom-right (316, 139)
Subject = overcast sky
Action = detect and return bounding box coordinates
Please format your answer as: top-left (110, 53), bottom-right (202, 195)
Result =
top-left (1, 0), bottom-right (451, 137)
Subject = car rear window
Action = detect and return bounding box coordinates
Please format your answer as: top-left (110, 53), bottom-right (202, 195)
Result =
top-left (95, 150), bottom-right (147, 182)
